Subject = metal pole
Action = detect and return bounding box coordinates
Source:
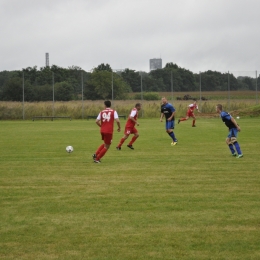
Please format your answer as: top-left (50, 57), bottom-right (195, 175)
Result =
top-left (111, 71), bottom-right (114, 103)
top-left (256, 71), bottom-right (258, 105)
top-left (81, 71), bottom-right (84, 119)
top-left (140, 73), bottom-right (143, 117)
top-left (228, 71), bottom-right (230, 111)
top-left (52, 72), bottom-right (54, 117)
top-left (199, 71), bottom-right (202, 101)
top-left (22, 71), bottom-right (25, 120)
top-left (171, 71), bottom-right (173, 102)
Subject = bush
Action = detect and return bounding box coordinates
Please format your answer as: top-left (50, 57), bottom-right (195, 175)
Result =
top-left (133, 92), bottom-right (160, 100)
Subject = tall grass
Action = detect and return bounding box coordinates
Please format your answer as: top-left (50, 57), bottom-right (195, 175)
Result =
top-left (0, 98), bottom-right (258, 120)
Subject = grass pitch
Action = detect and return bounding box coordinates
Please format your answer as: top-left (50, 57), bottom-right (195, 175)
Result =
top-left (0, 118), bottom-right (260, 259)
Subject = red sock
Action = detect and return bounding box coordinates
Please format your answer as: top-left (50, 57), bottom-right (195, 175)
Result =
top-left (129, 136), bottom-right (138, 146)
top-left (96, 144), bottom-right (104, 157)
top-left (97, 147), bottom-right (108, 160)
top-left (118, 138), bottom-right (126, 148)
top-left (192, 120), bottom-right (195, 126)
top-left (180, 118), bottom-right (187, 121)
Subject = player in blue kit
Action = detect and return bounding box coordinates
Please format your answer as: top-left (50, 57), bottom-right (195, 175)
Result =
top-left (216, 104), bottom-right (243, 158)
top-left (160, 97), bottom-right (178, 146)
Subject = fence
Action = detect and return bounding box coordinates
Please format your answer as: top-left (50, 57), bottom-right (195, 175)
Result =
top-left (0, 69), bottom-right (259, 119)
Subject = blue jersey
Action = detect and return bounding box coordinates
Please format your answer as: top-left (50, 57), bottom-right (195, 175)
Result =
top-left (161, 103), bottom-right (175, 121)
top-left (220, 111), bottom-right (236, 129)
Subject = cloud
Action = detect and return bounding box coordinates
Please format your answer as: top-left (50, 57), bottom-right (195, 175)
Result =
top-left (1, 0), bottom-right (260, 73)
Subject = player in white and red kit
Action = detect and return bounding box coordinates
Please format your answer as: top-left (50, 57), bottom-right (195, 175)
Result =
top-left (116, 103), bottom-right (141, 150)
top-left (178, 100), bottom-right (200, 127)
top-left (92, 100), bottom-right (121, 163)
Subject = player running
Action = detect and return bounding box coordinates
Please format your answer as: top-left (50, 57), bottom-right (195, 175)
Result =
top-left (216, 104), bottom-right (243, 158)
top-left (178, 100), bottom-right (200, 127)
top-left (116, 103), bottom-right (141, 150)
top-left (160, 97), bottom-right (178, 146)
top-left (92, 100), bottom-right (121, 163)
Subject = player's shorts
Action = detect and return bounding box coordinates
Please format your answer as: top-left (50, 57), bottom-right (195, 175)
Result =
top-left (101, 132), bottom-right (113, 145)
top-left (165, 120), bottom-right (175, 130)
top-left (187, 110), bottom-right (194, 117)
top-left (124, 127), bottom-right (138, 135)
top-left (227, 128), bottom-right (238, 138)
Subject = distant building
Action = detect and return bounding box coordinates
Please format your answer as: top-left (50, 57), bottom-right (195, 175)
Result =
top-left (149, 58), bottom-right (162, 71)
top-left (45, 53), bottom-right (49, 67)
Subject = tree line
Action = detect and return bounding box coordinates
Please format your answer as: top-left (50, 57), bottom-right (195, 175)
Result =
top-left (0, 63), bottom-right (258, 101)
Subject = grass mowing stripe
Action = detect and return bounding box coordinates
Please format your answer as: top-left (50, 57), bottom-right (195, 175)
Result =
top-left (0, 118), bottom-right (260, 259)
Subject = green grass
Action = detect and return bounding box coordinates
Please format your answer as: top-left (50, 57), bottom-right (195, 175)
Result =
top-left (0, 118), bottom-right (260, 259)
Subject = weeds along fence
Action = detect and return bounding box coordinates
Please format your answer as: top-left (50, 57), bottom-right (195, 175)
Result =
top-left (0, 98), bottom-right (257, 120)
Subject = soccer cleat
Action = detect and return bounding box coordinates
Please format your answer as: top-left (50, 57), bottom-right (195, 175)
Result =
top-left (231, 153), bottom-right (237, 157)
top-left (116, 146), bottom-right (121, 150)
top-left (192, 125), bottom-right (196, 127)
top-left (171, 141), bottom-right (178, 146)
top-left (127, 145), bottom-right (134, 150)
top-left (178, 119), bottom-right (180, 124)
top-left (236, 154), bottom-right (243, 158)
top-left (94, 159), bottom-right (101, 163)
top-left (92, 154), bottom-right (96, 160)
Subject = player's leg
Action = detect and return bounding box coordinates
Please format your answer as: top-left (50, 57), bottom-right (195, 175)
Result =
top-left (95, 134), bottom-right (112, 162)
top-left (178, 115), bottom-right (189, 123)
top-left (230, 129), bottom-right (243, 158)
top-left (93, 133), bottom-right (105, 159)
top-left (116, 128), bottom-right (130, 150)
top-left (166, 121), bottom-right (177, 145)
top-left (192, 115), bottom-right (196, 127)
top-left (128, 128), bottom-right (139, 147)
top-left (226, 137), bottom-right (236, 156)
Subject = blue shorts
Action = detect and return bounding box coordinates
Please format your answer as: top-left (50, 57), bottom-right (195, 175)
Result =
top-left (165, 120), bottom-right (175, 130)
top-left (227, 128), bottom-right (238, 138)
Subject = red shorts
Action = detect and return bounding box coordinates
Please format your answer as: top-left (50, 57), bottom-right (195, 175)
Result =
top-left (101, 133), bottom-right (113, 145)
top-left (124, 127), bottom-right (138, 136)
top-left (187, 110), bottom-right (194, 117)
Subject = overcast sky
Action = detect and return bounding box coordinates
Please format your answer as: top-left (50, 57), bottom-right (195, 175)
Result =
top-left (1, 0), bottom-right (260, 73)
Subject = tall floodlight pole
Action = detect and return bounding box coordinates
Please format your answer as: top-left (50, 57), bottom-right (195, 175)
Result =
top-left (81, 71), bottom-right (84, 119)
top-left (22, 71), bottom-right (25, 120)
top-left (52, 72), bottom-right (54, 117)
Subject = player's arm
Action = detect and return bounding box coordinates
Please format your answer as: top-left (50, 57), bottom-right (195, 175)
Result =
top-left (130, 110), bottom-right (139, 126)
top-left (96, 113), bottom-right (101, 127)
top-left (168, 111), bottom-right (175, 121)
top-left (231, 117), bottom-right (241, 131)
top-left (114, 111), bottom-right (121, 132)
top-left (160, 113), bottom-right (164, 122)
top-left (96, 119), bottom-right (101, 127)
top-left (115, 118), bottom-right (121, 132)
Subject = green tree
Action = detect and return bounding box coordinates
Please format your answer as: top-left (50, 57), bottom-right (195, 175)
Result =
top-left (2, 77), bottom-right (22, 101)
top-left (55, 82), bottom-right (74, 101)
top-left (121, 69), bottom-right (140, 92)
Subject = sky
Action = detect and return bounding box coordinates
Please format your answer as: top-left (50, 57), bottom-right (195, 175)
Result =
top-left (1, 0), bottom-right (260, 73)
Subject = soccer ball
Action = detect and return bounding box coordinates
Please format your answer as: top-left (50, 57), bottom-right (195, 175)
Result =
top-left (66, 146), bottom-right (73, 153)
top-left (236, 116), bottom-right (240, 119)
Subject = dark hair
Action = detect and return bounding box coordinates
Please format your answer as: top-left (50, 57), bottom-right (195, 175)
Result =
top-left (135, 103), bottom-right (141, 108)
top-left (104, 100), bottom-right (111, 107)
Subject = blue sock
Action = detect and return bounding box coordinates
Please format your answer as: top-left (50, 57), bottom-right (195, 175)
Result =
top-left (168, 132), bottom-right (177, 142)
top-left (233, 142), bottom-right (242, 155)
top-left (228, 144), bottom-right (236, 154)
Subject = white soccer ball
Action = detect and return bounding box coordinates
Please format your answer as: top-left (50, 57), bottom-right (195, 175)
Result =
top-left (66, 146), bottom-right (73, 153)
top-left (236, 116), bottom-right (240, 119)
